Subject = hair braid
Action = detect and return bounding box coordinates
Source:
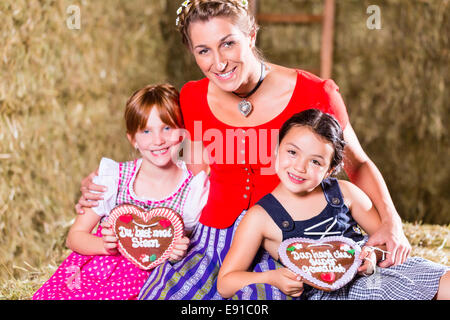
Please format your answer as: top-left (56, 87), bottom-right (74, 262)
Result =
top-left (175, 0), bottom-right (258, 50)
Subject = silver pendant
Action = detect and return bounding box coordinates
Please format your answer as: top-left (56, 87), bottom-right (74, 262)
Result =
top-left (238, 99), bottom-right (253, 117)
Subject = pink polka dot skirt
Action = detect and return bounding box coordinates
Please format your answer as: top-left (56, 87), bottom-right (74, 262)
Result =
top-left (33, 228), bottom-right (151, 300)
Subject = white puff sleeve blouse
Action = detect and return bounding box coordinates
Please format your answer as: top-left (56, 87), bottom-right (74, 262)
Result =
top-left (91, 157), bottom-right (209, 232)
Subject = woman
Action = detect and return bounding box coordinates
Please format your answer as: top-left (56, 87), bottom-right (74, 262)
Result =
top-left (76, 0), bottom-right (411, 299)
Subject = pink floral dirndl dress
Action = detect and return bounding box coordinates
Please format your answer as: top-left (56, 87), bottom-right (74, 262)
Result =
top-left (33, 158), bottom-right (194, 300)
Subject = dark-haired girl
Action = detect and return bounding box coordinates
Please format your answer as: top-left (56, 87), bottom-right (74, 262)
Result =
top-left (217, 109), bottom-right (450, 300)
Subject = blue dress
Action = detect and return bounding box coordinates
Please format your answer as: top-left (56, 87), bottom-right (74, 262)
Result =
top-left (139, 178), bottom-right (448, 300)
top-left (256, 178), bottom-right (448, 300)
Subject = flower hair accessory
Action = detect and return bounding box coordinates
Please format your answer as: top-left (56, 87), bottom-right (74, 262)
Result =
top-left (176, 0), bottom-right (249, 26)
top-left (176, 0), bottom-right (191, 26)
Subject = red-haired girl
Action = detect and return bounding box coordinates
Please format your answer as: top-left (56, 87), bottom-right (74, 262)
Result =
top-left (33, 84), bottom-right (209, 300)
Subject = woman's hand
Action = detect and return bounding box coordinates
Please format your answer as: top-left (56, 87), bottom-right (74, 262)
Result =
top-left (365, 219), bottom-right (411, 267)
top-left (267, 268), bottom-right (304, 297)
top-left (168, 236), bottom-right (190, 263)
top-left (358, 246), bottom-right (377, 276)
top-left (342, 124), bottom-right (411, 267)
top-left (100, 220), bottom-right (118, 255)
top-left (75, 169), bottom-right (106, 214)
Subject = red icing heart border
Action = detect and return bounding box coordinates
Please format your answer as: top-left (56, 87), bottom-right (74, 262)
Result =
top-left (278, 236), bottom-right (362, 291)
top-left (108, 204), bottom-right (184, 270)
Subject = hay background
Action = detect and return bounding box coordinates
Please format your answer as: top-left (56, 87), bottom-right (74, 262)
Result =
top-left (0, 0), bottom-right (449, 298)
top-left (0, 0), bottom-right (168, 282)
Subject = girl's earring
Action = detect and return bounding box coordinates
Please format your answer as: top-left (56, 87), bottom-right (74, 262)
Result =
top-left (135, 143), bottom-right (139, 150)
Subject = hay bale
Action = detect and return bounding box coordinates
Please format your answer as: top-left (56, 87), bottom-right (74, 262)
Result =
top-left (0, 0), bottom-right (169, 281)
top-left (253, 0), bottom-right (449, 224)
top-left (332, 0), bottom-right (449, 224)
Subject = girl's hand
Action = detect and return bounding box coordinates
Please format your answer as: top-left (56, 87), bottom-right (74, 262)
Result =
top-left (365, 219), bottom-right (411, 267)
top-left (75, 169), bottom-right (106, 214)
top-left (100, 220), bottom-right (118, 255)
top-left (168, 236), bottom-right (190, 263)
top-left (268, 268), bottom-right (304, 297)
top-left (358, 246), bottom-right (377, 276)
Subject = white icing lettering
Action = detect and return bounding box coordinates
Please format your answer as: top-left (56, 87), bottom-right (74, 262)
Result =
top-left (152, 228), bottom-right (173, 238)
top-left (291, 251), bottom-right (312, 260)
top-left (309, 258), bottom-right (336, 267)
top-left (135, 226), bottom-right (152, 238)
top-left (118, 226), bottom-right (133, 238)
top-left (117, 223), bottom-right (174, 249)
top-left (117, 225), bottom-right (173, 239)
top-left (131, 237), bottom-right (160, 248)
top-left (334, 250), bottom-right (352, 259)
top-left (311, 249), bottom-right (333, 260)
top-left (292, 247), bottom-right (354, 277)
top-left (301, 264), bottom-right (346, 275)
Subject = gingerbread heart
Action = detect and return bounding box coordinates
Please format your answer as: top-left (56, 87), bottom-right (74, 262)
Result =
top-left (108, 204), bottom-right (184, 270)
top-left (278, 236), bottom-right (362, 292)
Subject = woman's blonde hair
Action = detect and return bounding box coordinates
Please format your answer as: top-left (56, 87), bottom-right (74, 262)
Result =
top-left (176, 0), bottom-right (262, 59)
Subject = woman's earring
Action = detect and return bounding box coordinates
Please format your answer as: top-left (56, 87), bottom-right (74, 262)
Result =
top-left (135, 143), bottom-right (139, 150)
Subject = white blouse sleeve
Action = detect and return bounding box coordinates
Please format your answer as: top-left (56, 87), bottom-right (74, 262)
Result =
top-left (183, 170), bottom-right (210, 232)
top-left (91, 157), bottom-right (119, 218)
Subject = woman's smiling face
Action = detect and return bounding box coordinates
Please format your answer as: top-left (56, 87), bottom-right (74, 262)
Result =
top-left (188, 16), bottom-right (257, 93)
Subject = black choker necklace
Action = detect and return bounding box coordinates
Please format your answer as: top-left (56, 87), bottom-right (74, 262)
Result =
top-left (232, 62), bottom-right (266, 117)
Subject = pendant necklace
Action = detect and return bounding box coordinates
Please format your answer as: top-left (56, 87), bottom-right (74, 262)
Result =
top-left (232, 62), bottom-right (266, 117)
